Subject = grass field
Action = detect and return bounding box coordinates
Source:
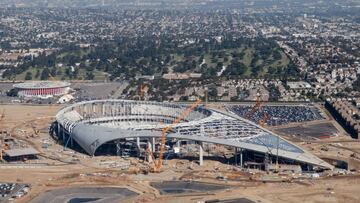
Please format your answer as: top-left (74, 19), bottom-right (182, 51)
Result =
top-left (16, 67), bottom-right (107, 81)
top-left (166, 45), bottom-right (290, 77)
top-left (14, 43), bottom-right (290, 80)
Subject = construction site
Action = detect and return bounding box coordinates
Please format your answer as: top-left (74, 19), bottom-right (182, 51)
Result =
top-left (0, 94), bottom-right (360, 203)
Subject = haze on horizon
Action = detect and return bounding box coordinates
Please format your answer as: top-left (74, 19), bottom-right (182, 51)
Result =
top-left (0, 0), bottom-right (359, 9)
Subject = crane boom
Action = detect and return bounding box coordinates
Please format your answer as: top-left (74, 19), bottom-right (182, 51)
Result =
top-left (245, 96), bottom-right (263, 119)
top-left (152, 98), bottom-right (202, 172)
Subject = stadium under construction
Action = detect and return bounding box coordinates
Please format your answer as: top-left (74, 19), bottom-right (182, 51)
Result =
top-left (52, 99), bottom-right (333, 171)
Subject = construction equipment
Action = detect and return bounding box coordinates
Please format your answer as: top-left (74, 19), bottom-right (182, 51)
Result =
top-left (31, 123), bottom-right (40, 137)
top-left (244, 94), bottom-right (269, 127)
top-left (243, 94), bottom-right (280, 172)
top-left (244, 96), bottom-right (264, 120)
top-left (150, 98), bottom-right (202, 173)
top-left (258, 112), bottom-right (269, 127)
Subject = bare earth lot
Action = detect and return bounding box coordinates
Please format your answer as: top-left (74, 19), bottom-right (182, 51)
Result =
top-left (0, 104), bottom-right (359, 203)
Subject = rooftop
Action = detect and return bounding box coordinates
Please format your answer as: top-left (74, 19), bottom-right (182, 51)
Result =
top-left (13, 81), bottom-right (71, 89)
top-left (4, 147), bottom-right (40, 157)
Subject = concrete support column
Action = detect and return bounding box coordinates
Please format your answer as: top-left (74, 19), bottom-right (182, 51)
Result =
top-left (62, 129), bottom-right (65, 143)
top-left (234, 147), bottom-right (238, 166)
top-left (147, 141), bottom-right (154, 163)
top-left (199, 142), bottom-right (204, 166)
top-left (116, 141), bottom-right (121, 156)
top-left (151, 137), bottom-right (156, 152)
top-left (240, 148), bottom-right (243, 167)
top-left (102, 103), bottom-right (105, 116)
top-left (136, 137), bottom-right (140, 148)
top-left (57, 123), bottom-right (61, 138)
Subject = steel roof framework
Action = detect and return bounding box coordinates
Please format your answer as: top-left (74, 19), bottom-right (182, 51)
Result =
top-left (56, 100), bottom-right (333, 169)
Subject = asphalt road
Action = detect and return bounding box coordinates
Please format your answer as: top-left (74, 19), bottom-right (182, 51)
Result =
top-left (29, 187), bottom-right (138, 203)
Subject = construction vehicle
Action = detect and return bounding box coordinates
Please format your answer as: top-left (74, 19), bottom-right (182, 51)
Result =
top-left (31, 123), bottom-right (40, 137)
top-left (148, 98), bottom-right (202, 173)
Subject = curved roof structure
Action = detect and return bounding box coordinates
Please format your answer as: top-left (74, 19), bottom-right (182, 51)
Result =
top-left (56, 100), bottom-right (333, 169)
top-left (14, 81), bottom-right (70, 89)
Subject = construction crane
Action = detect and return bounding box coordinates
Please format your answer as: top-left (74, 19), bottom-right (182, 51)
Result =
top-left (244, 94), bottom-right (280, 172)
top-left (244, 96), bottom-right (264, 120)
top-left (150, 98), bottom-right (202, 173)
top-left (258, 112), bottom-right (269, 127)
top-left (244, 94), bottom-right (270, 127)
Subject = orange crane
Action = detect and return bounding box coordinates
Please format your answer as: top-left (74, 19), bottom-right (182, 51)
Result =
top-left (245, 96), bottom-right (280, 171)
top-left (244, 94), bottom-right (269, 127)
top-left (244, 96), bottom-right (264, 120)
top-left (150, 98), bottom-right (202, 173)
top-left (258, 112), bottom-right (269, 127)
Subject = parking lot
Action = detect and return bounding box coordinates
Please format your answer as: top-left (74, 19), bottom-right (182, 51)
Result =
top-left (229, 105), bottom-right (324, 126)
top-left (275, 122), bottom-right (339, 139)
top-left (29, 187), bottom-right (138, 203)
top-left (0, 183), bottom-right (30, 202)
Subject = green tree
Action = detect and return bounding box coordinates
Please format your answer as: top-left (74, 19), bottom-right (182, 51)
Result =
top-left (25, 72), bottom-right (32, 80)
top-left (35, 69), bottom-right (40, 79)
top-left (85, 72), bottom-right (95, 80)
top-left (40, 68), bottom-right (50, 80)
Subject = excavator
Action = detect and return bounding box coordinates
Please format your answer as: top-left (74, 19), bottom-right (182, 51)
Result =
top-left (147, 98), bottom-right (202, 173)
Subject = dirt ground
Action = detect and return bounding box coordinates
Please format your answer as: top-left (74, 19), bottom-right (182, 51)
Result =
top-left (0, 104), bottom-right (359, 203)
